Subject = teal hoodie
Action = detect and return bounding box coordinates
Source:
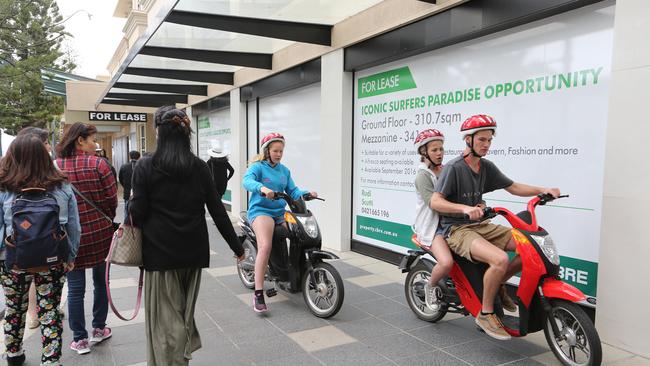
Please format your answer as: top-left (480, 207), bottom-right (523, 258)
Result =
top-left (242, 160), bottom-right (308, 223)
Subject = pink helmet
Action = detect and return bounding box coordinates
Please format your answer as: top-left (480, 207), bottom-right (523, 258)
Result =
top-left (414, 129), bottom-right (444, 150)
top-left (460, 114), bottom-right (497, 138)
top-left (260, 132), bottom-right (285, 150)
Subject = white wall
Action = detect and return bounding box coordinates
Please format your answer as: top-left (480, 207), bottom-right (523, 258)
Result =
top-left (258, 84), bottom-right (322, 218)
top-left (320, 49), bottom-right (353, 252)
top-left (230, 88), bottom-right (248, 215)
top-left (596, 1), bottom-right (650, 358)
top-left (247, 99), bottom-right (258, 163)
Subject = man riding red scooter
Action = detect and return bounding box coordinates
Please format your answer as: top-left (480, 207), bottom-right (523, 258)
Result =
top-left (430, 114), bottom-right (560, 339)
top-left (400, 114), bottom-right (602, 365)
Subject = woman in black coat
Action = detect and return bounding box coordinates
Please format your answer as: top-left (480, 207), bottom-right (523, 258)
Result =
top-left (129, 107), bottom-right (244, 366)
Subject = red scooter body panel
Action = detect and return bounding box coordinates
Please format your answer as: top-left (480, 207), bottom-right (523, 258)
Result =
top-left (541, 278), bottom-right (586, 302)
top-left (511, 229), bottom-right (547, 309)
top-left (449, 263), bottom-right (482, 317)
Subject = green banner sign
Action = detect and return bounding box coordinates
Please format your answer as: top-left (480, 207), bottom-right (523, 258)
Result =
top-left (198, 117), bottom-right (210, 129)
top-left (558, 256), bottom-right (598, 297)
top-left (358, 67), bottom-right (417, 99)
top-left (356, 215), bottom-right (415, 249)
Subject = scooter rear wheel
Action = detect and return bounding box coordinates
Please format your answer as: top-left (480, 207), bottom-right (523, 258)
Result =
top-left (302, 262), bottom-right (344, 318)
top-left (543, 299), bottom-right (602, 366)
top-left (404, 262), bottom-right (447, 322)
top-left (237, 240), bottom-right (257, 289)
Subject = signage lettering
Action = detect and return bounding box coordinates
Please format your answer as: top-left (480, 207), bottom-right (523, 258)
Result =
top-left (89, 112), bottom-right (147, 122)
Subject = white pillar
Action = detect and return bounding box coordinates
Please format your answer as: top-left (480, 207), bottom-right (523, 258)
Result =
top-left (319, 49), bottom-right (353, 252)
top-left (230, 88), bottom-right (248, 215)
top-left (596, 1), bottom-right (650, 358)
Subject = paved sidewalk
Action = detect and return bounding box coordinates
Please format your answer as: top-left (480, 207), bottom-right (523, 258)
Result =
top-left (3, 209), bottom-right (649, 365)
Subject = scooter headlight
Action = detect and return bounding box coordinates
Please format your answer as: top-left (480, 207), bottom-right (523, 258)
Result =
top-left (297, 216), bottom-right (319, 239)
top-left (531, 234), bottom-right (560, 265)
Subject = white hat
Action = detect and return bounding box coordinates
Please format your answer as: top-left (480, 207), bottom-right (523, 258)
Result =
top-left (207, 146), bottom-right (228, 158)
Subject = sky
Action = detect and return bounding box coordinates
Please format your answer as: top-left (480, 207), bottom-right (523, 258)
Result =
top-left (55, 0), bottom-right (126, 79)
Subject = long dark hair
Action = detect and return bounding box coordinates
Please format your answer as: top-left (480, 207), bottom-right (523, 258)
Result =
top-left (56, 122), bottom-right (97, 158)
top-left (17, 127), bottom-right (49, 142)
top-left (0, 135), bottom-right (67, 192)
top-left (152, 106), bottom-right (194, 176)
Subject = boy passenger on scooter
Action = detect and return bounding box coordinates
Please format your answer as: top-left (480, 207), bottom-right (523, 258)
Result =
top-left (242, 133), bottom-right (317, 313)
top-left (412, 129), bottom-right (453, 311)
top-left (430, 114), bottom-right (560, 340)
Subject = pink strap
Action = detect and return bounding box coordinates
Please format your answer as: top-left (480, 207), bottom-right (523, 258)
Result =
top-left (105, 234), bottom-right (143, 322)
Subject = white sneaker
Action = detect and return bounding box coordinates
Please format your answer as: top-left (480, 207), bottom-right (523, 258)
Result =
top-left (424, 283), bottom-right (442, 311)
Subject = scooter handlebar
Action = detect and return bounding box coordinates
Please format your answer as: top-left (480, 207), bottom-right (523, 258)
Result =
top-left (536, 193), bottom-right (569, 205)
top-left (462, 207), bottom-right (495, 220)
top-left (261, 191), bottom-right (324, 202)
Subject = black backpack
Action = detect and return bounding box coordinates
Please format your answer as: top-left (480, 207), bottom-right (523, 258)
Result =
top-left (4, 188), bottom-right (69, 271)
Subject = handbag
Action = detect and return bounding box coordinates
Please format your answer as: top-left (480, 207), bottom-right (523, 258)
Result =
top-left (105, 217), bottom-right (144, 321)
top-left (70, 184), bottom-right (143, 321)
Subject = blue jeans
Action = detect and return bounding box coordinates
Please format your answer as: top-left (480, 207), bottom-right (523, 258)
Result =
top-left (66, 262), bottom-right (108, 341)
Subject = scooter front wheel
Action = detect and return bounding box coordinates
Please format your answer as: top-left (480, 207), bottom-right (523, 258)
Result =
top-left (543, 299), bottom-right (602, 366)
top-left (237, 240), bottom-right (257, 289)
top-left (302, 262), bottom-right (344, 318)
top-left (404, 262), bottom-right (447, 322)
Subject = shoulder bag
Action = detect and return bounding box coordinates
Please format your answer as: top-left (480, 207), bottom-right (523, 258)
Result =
top-left (70, 184), bottom-right (143, 321)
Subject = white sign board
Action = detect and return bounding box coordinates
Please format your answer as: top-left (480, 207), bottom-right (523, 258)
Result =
top-left (352, 4), bottom-right (614, 298)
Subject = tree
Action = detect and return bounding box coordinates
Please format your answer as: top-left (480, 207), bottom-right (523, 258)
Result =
top-left (0, 0), bottom-right (76, 134)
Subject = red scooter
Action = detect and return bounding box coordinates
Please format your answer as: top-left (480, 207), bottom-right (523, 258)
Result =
top-left (400, 194), bottom-right (602, 366)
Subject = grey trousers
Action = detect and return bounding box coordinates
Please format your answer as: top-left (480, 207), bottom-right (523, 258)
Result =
top-left (145, 268), bottom-right (202, 366)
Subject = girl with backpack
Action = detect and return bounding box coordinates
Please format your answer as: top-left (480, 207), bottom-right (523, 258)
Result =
top-left (0, 134), bottom-right (81, 366)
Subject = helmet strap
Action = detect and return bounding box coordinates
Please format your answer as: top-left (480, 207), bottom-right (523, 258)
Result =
top-left (426, 155), bottom-right (440, 167)
top-left (462, 134), bottom-right (482, 159)
top-left (420, 144), bottom-right (441, 168)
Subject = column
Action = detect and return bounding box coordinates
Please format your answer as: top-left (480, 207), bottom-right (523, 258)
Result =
top-left (230, 88), bottom-right (248, 215)
top-left (596, 1), bottom-right (650, 358)
top-left (319, 49), bottom-right (353, 252)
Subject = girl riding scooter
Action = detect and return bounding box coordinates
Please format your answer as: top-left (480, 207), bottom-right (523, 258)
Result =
top-left (412, 129), bottom-right (454, 311)
top-left (242, 133), bottom-right (317, 313)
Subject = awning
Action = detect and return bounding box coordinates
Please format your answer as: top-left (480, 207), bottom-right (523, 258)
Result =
top-left (96, 0), bottom-right (395, 108)
top-left (41, 68), bottom-right (98, 98)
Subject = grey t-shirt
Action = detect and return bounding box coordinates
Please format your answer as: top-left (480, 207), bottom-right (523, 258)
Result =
top-left (435, 156), bottom-right (513, 233)
top-left (415, 169), bottom-right (436, 206)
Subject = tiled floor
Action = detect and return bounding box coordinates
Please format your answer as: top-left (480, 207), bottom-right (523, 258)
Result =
top-left (3, 208), bottom-right (649, 365)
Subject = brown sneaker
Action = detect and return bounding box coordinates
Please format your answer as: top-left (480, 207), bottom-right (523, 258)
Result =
top-left (499, 285), bottom-right (517, 312)
top-left (475, 312), bottom-right (511, 340)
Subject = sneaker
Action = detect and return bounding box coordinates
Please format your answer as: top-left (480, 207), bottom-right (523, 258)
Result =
top-left (7, 353), bottom-right (25, 366)
top-left (90, 327), bottom-right (112, 343)
top-left (70, 339), bottom-right (91, 355)
top-left (424, 283), bottom-right (442, 311)
top-left (253, 293), bottom-right (268, 313)
top-left (499, 285), bottom-right (517, 312)
top-left (475, 312), bottom-right (511, 340)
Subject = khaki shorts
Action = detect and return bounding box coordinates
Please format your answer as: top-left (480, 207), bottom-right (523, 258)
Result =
top-left (447, 222), bottom-right (512, 262)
